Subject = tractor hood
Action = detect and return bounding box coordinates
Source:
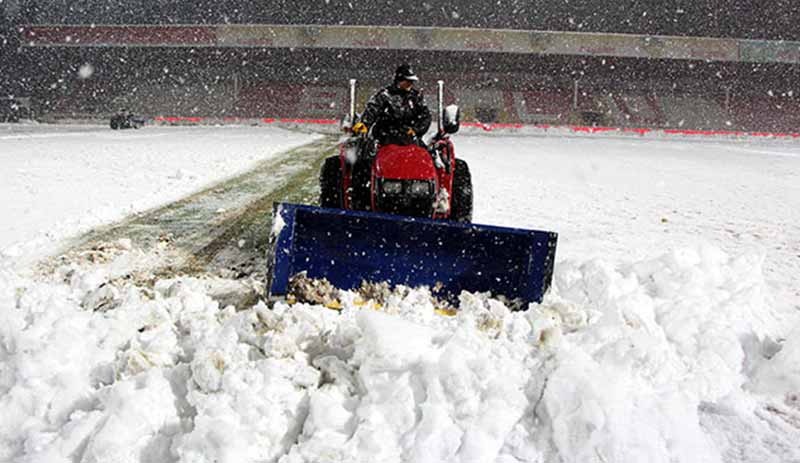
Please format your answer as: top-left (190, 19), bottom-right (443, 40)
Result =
top-left (374, 144), bottom-right (436, 180)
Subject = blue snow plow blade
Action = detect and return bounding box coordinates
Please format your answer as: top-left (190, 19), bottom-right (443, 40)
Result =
top-left (267, 203), bottom-right (558, 306)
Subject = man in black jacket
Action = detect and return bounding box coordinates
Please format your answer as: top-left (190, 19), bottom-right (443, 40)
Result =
top-left (346, 65), bottom-right (432, 210)
top-left (352, 64), bottom-right (432, 145)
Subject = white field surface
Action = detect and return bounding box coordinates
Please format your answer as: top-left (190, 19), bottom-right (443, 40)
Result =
top-left (1, 126), bottom-right (800, 463)
top-left (0, 124), bottom-right (321, 266)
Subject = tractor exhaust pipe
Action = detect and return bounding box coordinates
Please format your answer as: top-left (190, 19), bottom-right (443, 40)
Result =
top-left (437, 80), bottom-right (444, 133)
top-left (349, 78), bottom-right (357, 123)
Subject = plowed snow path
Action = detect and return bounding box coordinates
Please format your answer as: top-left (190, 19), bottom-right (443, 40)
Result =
top-left (0, 124), bottom-right (323, 266)
top-left (52, 136), bottom-right (338, 281)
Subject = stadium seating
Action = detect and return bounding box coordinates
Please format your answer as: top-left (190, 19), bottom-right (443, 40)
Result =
top-left (514, 89), bottom-right (574, 124)
top-left (658, 96), bottom-right (730, 130)
top-left (729, 95), bottom-right (800, 133)
top-left (233, 83), bottom-right (345, 119)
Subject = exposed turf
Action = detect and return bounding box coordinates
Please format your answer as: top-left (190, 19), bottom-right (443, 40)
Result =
top-left (57, 136), bottom-right (338, 280)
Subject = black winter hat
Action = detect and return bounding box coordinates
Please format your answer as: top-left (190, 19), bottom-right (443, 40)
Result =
top-left (394, 64), bottom-right (419, 82)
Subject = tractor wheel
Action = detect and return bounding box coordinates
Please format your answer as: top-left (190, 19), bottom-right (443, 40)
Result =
top-left (450, 159), bottom-right (473, 222)
top-left (110, 119), bottom-right (119, 130)
top-left (350, 154), bottom-right (373, 211)
top-left (319, 155), bottom-right (343, 208)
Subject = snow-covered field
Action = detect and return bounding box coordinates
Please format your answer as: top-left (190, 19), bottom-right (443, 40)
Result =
top-left (463, 135), bottom-right (800, 302)
top-left (1, 125), bottom-right (799, 462)
top-left (0, 124), bottom-right (321, 266)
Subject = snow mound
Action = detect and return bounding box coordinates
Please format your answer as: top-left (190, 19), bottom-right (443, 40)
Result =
top-left (1, 243), bottom-right (798, 462)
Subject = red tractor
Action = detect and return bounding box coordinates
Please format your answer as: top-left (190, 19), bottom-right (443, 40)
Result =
top-left (319, 80), bottom-right (472, 222)
top-left (269, 81), bottom-right (557, 306)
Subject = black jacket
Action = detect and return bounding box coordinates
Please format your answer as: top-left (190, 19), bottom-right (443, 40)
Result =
top-left (360, 84), bottom-right (432, 145)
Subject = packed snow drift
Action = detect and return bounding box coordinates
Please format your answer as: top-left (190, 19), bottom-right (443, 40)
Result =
top-left (1, 126), bottom-right (799, 462)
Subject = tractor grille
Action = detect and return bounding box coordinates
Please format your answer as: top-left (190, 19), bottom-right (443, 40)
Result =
top-left (376, 179), bottom-right (435, 218)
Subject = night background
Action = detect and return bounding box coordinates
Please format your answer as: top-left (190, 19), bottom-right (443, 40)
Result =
top-left (2, 1), bottom-right (800, 130)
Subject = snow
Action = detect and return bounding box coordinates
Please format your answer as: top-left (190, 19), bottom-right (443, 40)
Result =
top-left (0, 124), bottom-right (321, 266)
top-left (461, 135), bottom-right (800, 302)
top-left (1, 126), bottom-right (800, 462)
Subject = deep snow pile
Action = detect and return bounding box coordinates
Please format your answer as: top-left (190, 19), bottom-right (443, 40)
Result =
top-left (0, 125), bottom-right (320, 266)
top-left (2, 241), bottom-right (798, 463)
top-left (2, 127), bottom-right (800, 462)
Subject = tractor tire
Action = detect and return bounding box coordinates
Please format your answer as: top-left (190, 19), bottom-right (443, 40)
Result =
top-left (450, 159), bottom-right (473, 222)
top-left (319, 155), bottom-right (343, 208)
top-left (350, 154), bottom-right (373, 211)
top-left (110, 119), bottom-right (119, 130)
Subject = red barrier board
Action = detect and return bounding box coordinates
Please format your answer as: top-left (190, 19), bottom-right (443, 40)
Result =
top-left (150, 115), bottom-right (800, 139)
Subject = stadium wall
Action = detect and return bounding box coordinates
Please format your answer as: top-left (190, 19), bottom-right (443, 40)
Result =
top-left (19, 24), bottom-right (800, 65)
top-left (12, 26), bottom-right (800, 133)
top-left (10, 0), bottom-right (800, 42)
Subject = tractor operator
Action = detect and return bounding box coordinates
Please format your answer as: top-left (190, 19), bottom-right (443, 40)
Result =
top-left (352, 64), bottom-right (432, 145)
top-left (346, 64), bottom-right (433, 210)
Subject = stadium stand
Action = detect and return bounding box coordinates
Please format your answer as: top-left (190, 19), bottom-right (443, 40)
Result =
top-left (3, 2), bottom-right (800, 132)
top-left (729, 95), bottom-right (800, 133)
top-left (513, 89), bottom-right (574, 125)
top-left (233, 83), bottom-right (344, 119)
top-left (659, 96), bottom-right (730, 130)
top-left (11, 1), bottom-right (800, 41)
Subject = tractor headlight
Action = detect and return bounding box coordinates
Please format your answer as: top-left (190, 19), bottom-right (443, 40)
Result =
top-left (409, 180), bottom-right (432, 196)
top-left (382, 180), bottom-right (403, 195)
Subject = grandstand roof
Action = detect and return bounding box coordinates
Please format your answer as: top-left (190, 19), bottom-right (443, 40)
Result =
top-left (7, 0), bottom-right (800, 42)
top-left (19, 24), bottom-right (800, 65)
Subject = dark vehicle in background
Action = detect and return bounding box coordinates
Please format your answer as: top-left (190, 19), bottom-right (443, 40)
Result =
top-left (110, 110), bottom-right (144, 129)
top-left (1, 97), bottom-right (33, 122)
